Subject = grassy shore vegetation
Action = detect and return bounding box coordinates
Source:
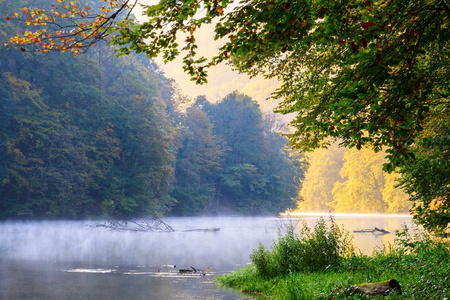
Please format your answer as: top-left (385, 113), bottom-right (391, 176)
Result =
top-left (216, 217), bottom-right (450, 299)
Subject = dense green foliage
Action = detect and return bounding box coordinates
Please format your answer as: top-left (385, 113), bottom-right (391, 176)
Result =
top-left (105, 0), bottom-right (447, 230)
top-left (171, 92), bottom-right (306, 215)
top-left (5, 0), bottom-right (448, 228)
top-left (0, 1), bottom-right (305, 219)
top-left (218, 222), bottom-right (450, 299)
top-left (100, 0), bottom-right (449, 169)
top-left (11, 0), bottom-right (447, 230)
top-left (250, 217), bottom-right (354, 278)
top-left (1, 1), bottom-right (176, 218)
top-left (398, 114), bottom-right (450, 232)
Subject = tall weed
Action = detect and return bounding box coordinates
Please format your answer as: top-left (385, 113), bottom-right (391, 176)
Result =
top-left (250, 215), bottom-right (354, 278)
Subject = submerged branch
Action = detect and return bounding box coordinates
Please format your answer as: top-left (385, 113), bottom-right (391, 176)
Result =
top-left (87, 215), bottom-right (174, 232)
top-left (87, 216), bottom-right (220, 233)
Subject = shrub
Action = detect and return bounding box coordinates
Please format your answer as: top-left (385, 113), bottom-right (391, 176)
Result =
top-left (250, 215), bottom-right (354, 278)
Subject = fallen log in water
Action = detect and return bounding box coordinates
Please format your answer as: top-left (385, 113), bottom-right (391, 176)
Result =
top-left (86, 215), bottom-right (174, 232)
top-left (183, 228), bottom-right (220, 232)
top-left (353, 227), bottom-right (390, 234)
top-left (87, 217), bottom-right (220, 233)
top-left (178, 266), bottom-right (206, 276)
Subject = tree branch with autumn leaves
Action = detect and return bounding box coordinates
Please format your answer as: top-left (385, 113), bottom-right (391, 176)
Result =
top-left (5, 0), bottom-right (137, 54)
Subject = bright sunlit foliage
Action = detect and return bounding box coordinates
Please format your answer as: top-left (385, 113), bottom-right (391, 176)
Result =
top-left (298, 143), bottom-right (410, 214)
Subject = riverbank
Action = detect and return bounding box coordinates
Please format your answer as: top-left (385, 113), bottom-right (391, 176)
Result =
top-left (216, 220), bottom-right (450, 299)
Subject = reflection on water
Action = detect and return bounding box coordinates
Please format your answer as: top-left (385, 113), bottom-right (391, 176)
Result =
top-left (0, 215), bottom-right (413, 299)
top-left (0, 260), bottom-right (246, 300)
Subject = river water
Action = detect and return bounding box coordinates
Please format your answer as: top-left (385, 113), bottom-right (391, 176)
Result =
top-left (0, 214), bottom-right (412, 299)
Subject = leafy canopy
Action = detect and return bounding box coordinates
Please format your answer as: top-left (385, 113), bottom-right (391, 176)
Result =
top-left (5, 0), bottom-right (449, 171)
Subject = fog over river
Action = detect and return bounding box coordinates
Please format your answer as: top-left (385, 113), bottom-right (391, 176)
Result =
top-left (0, 215), bottom-right (412, 299)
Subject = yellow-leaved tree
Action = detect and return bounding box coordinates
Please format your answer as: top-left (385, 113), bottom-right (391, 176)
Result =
top-left (297, 145), bottom-right (410, 214)
top-left (332, 147), bottom-right (387, 213)
top-left (382, 172), bottom-right (411, 213)
top-left (297, 143), bottom-right (346, 212)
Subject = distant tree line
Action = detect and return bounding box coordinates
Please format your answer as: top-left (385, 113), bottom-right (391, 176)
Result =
top-left (171, 93), bottom-right (306, 216)
top-left (0, 0), bottom-right (305, 219)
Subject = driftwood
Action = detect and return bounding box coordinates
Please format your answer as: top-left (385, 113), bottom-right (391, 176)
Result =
top-left (353, 227), bottom-right (390, 234)
top-left (333, 279), bottom-right (402, 297)
top-left (183, 228), bottom-right (220, 232)
top-left (87, 216), bottom-right (220, 233)
top-left (87, 216), bottom-right (174, 232)
top-left (178, 266), bottom-right (205, 276)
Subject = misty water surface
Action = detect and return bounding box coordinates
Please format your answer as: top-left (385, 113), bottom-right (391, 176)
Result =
top-left (0, 215), bottom-right (412, 299)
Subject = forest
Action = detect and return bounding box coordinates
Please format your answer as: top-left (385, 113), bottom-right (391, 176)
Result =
top-left (0, 0), bottom-right (306, 219)
top-left (2, 0), bottom-right (447, 226)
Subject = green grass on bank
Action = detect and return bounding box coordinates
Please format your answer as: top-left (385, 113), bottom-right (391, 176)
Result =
top-left (216, 218), bottom-right (450, 299)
